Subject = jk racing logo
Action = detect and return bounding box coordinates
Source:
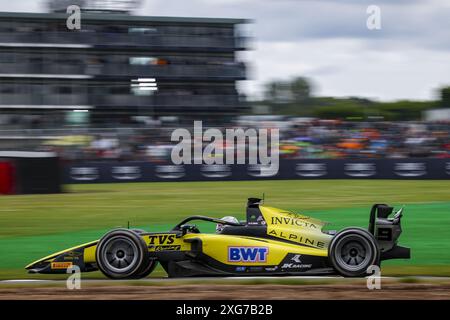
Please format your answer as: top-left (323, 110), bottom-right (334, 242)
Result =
top-left (228, 246), bottom-right (269, 263)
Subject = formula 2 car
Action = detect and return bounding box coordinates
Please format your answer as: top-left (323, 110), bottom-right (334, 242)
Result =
top-left (26, 198), bottom-right (410, 278)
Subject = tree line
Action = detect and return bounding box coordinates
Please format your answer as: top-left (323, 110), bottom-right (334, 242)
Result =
top-left (251, 77), bottom-right (450, 120)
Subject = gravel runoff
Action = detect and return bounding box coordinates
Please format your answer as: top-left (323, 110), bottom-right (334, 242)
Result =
top-left (1, 277), bottom-right (450, 300)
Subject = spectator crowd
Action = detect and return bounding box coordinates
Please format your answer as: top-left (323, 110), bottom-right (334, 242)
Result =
top-left (43, 118), bottom-right (450, 163)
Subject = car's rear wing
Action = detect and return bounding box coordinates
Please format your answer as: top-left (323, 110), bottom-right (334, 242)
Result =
top-left (368, 204), bottom-right (410, 261)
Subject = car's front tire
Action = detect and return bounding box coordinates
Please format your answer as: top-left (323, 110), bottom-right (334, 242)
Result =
top-left (132, 260), bottom-right (158, 279)
top-left (96, 229), bottom-right (149, 279)
top-left (328, 227), bottom-right (379, 277)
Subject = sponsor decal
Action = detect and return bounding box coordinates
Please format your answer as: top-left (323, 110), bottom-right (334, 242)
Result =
top-left (247, 214), bottom-right (265, 225)
top-left (65, 160), bottom-right (449, 183)
top-left (296, 163), bottom-right (327, 177)
top-left (281, 262), bottom-right (312, 270)
top-left (64, 257), bottom-right (75, 261)
top-left (280, 255), bottom-right (313, 270)
top-left (256, 215), bottom-right (266, 225)
top-left (200, 164), bottom-right (231, 178)
top-left (111, 166), bottom-right (141, 180)
top-left (377, 228), bottom-right (392, 241)
top-left (66, 251), bottom-right (83, 257)
top-left (149, 245), bottom-right (181, 251)
top-left (51, 262), bottom-right (73, 269)
top-left (270, 216), bottom-right (317, 229)
top-left (235, 266), bottom-right (246, 272)
top-left (268, 229), bottom-right (326, 248)
top-left (155, 165), bottom-right (185, 179)
top-left (394, 163), bottom-right (426, 177)
top-left (147, 235), bottom-right (180, 251)
top-left (247, 164), bottom-right (279, 178)
top-left (265, 266), bottom-right (278, 272)
top-left (249, 266), bottom-right (263, 272)
top-left (70, 167), bottom-right (99, 181)
top-left (63, 250), bottom-right (83, 261)
top-left (228, 247), bottom-right (268, 263)
top-left (344, 163), bottom-right (376, 177)
top-left (148, 234), bottom-right (176, 245)
top-left (284, 211), bottom-right (311, 220)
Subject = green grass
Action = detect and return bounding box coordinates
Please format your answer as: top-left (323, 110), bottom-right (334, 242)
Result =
top-left (0, 180), bottom-right (449, 279)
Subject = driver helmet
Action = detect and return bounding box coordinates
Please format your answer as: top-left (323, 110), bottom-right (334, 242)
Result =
top-left (216, 216), bottom-right (239, 233)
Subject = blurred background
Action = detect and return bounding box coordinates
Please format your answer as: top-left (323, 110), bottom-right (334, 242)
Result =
top-left (0, 0), bottom-right (448, 165)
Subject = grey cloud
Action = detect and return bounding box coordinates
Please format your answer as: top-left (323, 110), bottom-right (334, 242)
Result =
top-left (2, 0), bottom-right (448, 52)
top-left (138, 0), bottom-right (450, 51)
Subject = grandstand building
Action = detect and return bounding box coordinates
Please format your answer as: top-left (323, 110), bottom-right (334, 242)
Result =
top-left (0, 4), bottom-right (248, 129)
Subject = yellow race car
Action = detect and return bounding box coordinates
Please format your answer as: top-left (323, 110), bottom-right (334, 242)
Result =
top-left (26, 198), bottom-right (410, 278)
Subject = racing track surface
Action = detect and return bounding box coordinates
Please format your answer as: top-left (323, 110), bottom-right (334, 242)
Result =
top-left (1, 277), bottom-right (450, 300)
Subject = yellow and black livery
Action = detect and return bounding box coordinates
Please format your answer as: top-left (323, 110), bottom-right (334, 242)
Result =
top-left (26, 198), bottom-right (410, 278)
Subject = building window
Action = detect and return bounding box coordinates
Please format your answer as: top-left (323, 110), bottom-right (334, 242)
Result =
top-left (129, 27), bottom-right (157, 34)
top-left (131, 86), bottom-right (155, 96)
top-left (129, 57), bottom-right (157, 65)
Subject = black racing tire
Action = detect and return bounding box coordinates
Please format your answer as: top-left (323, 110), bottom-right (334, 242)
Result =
top-left (328, 227), bottom-right (380, 277)
top-left (132, 260), bottom-right (158, 279)
top-left (131, 229), bottom-right (146, 234)
top-left (128, 229), bottom-right (158, 278)
top-left (96, 229), bottom-right (149, 279)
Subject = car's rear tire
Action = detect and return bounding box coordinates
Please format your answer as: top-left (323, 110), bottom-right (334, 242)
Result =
top-left (328, 227), bottom-right (379, 277)
top-left (96, 229), bottom-right (149, 279)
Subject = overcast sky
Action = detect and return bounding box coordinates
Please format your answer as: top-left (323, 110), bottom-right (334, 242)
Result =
top-left (1, 0), bottom-right (450, 102)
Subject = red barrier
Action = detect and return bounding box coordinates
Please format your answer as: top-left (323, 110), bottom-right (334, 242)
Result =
top-left (0, 161), bottom-right (15, 194)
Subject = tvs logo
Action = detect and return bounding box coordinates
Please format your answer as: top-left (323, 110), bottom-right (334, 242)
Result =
top-left (148, 234), bottom-right (176, 245)
top-left (147, 234), bottom-right (179, 251)
top-left (228, 247), bottom-right (268, 263)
